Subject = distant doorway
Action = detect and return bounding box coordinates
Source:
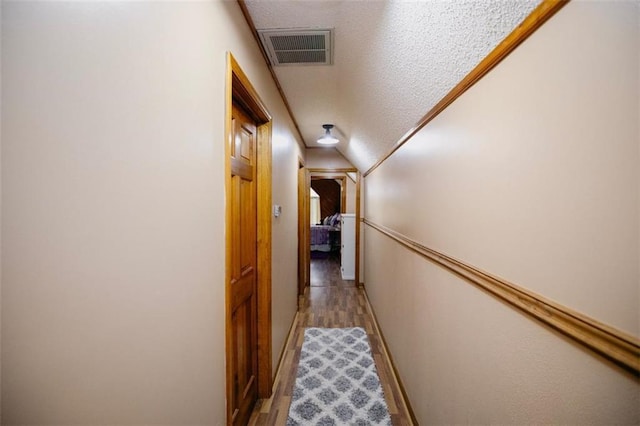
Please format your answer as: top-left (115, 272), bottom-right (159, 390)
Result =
top-left (303, 168), bottom-right (361, 292)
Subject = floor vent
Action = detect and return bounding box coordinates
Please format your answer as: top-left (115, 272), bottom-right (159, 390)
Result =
top-left (258, 29), bottom-right (333, 66)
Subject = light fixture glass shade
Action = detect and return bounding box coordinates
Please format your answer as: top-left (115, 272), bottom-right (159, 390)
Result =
top-left (317, 124), bottom-right (339, 145)
top-left (317, 134), bottom-right (339, 145)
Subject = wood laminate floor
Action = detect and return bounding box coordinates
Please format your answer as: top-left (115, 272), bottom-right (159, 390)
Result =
top-left (248, 253), bottom-right (413, 425)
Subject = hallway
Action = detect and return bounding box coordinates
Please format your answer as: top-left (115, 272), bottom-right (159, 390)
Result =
top-left (2, 1), bottom-right (639, 424)
top-left (249, 255), bottom-right (413, 425)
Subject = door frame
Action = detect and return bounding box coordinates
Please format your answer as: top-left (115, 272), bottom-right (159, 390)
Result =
top-left (297, 158), bottom-right (309, 297)
top-left (305, 168), bottom-right (361, 287)
top-left (224, 52), bottom-right (273, 422)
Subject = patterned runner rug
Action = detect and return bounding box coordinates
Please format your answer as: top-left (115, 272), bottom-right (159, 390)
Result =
top-left (287, 327), bottom-right (392, 425)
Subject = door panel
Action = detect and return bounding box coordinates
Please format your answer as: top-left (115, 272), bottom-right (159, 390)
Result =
top-left (229, 101), bottom-right (258, 425)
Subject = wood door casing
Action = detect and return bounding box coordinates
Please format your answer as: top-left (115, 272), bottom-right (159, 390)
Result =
top-left (297, 161), bottom-right (308, 296)
top-left (225, 52), bottom-right (273, 425)
top-left (229, 101), bottom-right (258, 425)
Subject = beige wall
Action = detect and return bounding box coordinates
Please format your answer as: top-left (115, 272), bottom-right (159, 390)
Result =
top-left (271, 123), bottom-right (304, 376)
top-left (305, 147), bottom-right (353, 169)
top-left (1, 1), bottom-right (302, 423)
top-left (345, 176), bottom-right (356, 214)
top-left (364, 2), bottom-right (639, 424)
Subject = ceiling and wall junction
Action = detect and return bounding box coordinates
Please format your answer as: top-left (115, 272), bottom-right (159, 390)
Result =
top-left (243, 0), bottom-right (541, 171)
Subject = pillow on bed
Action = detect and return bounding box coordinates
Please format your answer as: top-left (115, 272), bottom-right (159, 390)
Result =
top-left (329, 213), bottom-right (341, 227)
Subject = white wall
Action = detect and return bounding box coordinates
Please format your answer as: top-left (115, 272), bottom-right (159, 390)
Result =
top-left (365, 1), bottom-right (639, 423)
top-left (1, 1), bottom-right (302, 423)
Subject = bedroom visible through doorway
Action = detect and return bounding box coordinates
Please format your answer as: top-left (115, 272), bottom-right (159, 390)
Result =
top-left (302, 168), bottom-right (361, 292)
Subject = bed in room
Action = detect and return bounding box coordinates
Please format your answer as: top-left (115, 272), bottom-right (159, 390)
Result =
top-left (310, 213), bottom-right (341, 252)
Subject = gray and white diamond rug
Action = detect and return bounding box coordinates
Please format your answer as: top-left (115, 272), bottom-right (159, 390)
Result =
top-left (287, 327), bottom-right (392, 425)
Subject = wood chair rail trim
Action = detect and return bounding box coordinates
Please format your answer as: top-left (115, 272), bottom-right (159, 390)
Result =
top-left (363, 0), bottom-right (568, 178)
top-left (364, 218), bottom-right (640, 375)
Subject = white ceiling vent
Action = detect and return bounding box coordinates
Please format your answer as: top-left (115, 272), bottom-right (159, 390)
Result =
top-left (258, 29), bottom-right (333, 66)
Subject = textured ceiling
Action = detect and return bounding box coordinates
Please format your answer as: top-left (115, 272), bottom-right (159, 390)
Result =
top-left (244, 0), bottom-right (540, 172)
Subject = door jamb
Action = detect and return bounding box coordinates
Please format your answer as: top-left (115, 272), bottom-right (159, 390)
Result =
top-left (224, 52), bottom-right (273, 422)
top-left (297, 158), bottom-right (308, 297)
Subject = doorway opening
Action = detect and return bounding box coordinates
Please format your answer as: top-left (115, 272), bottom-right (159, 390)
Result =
top-left (299, 168), bottom-right (361, 292)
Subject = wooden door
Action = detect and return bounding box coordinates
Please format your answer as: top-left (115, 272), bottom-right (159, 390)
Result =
top-left (229, 101), bottom-right (258, 425)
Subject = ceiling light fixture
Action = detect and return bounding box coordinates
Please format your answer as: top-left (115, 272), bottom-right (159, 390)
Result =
top-left (317, 124), bottom-right (339, 145)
